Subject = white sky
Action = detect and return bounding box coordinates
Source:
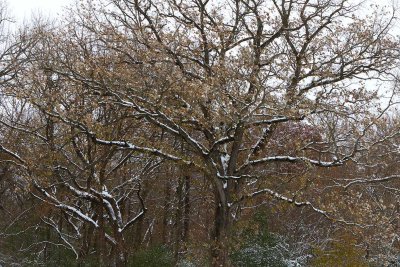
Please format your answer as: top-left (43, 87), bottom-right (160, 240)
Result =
top-left (8, 0), bottom-right (72, 23)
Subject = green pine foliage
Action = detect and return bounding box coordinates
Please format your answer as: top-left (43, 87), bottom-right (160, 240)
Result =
top-left (230, 211), bottom-right (289, 267)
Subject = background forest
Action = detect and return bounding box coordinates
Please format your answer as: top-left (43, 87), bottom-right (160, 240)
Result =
top-left (1, 0), bottom-right (400, 266)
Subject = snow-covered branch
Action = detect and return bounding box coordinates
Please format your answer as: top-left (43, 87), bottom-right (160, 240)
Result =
top-left (246, 188), bottom-right (328, 216)
top-left (0, 144), bottom-right (26, 165)
top-left (340, 175), bottom-right (400, 189)
top-left (238, 156), bottom-right (343, 172)
top-left (33, 181), bottom-right (99, 228)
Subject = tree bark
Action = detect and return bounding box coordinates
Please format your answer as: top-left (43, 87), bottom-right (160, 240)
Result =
top-left (162, 178), bottom-right (171, 244)
top-left (97, 204), bottom-right (107, 266)
top-left (112, 232), bottom-right (127, 267)
top-left (174, 176), bottom-right (184, 261)
top-left (211, 180), bottom-right (231, 267)
top-left (182, 175), bottom-right (190, 243)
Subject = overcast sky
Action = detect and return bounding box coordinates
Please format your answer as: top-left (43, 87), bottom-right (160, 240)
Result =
top-left (9, 0), bottom-right (72, 23)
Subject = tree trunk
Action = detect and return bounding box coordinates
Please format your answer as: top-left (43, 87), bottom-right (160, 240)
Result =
top-left (162, 179), bottom-right (171, 244)
top-left (182, 175), bottom-right (190, 243)
top-left (174, 176), bottom-right (184, 261)
top-left (134, 215), bottom-right (144, 249)
top-left (112, 233), bottom-right (127, 267)
top-left (97, 205), bottom-right (107, 266)
top-left (134, 181), bottom-right (149, 249)
top-left (79, 213), bottom-right (97, 266)
top-left (211, 182), bottom-right (231, 267)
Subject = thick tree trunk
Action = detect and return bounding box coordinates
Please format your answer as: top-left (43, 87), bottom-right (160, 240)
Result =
top-left (211, 184), bottom-right (231, 267)
top-left (112, 233), bottom-right (127, 267)
top-left (210, 123), bottom-right (244, 266)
